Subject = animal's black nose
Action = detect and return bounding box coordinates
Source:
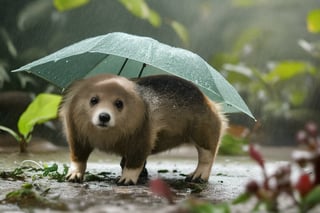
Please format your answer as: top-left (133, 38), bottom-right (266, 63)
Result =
top-left (99, 113), bottom-right (110, 123)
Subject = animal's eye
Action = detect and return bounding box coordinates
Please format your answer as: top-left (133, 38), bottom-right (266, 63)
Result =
top-left (114, 99), bottom-right (123, 110)
top-left (90, 96), bottom-right (99, 106)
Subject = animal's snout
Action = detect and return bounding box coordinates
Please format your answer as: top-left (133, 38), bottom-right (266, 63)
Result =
top-left (99, 113), bottom-right (111, 123)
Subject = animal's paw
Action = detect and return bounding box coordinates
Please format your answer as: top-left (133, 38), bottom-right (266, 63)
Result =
top-left (117, 177), bottom-right (135, 186)
top-left (65, 161), bottom-right (86, 183)
top-left (116, 167), bottom-right (142, 185)
top-left (185, 175), bottom-right (207, 184)
top-left (66, 171), bottom-right (84, 183)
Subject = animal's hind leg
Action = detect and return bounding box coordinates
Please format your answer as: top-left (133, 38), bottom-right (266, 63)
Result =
top-left (185, 145), bottom-right (216, 182)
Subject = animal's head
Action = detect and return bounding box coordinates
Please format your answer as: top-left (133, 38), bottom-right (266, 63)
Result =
top-left (65, 74), bottom-right (146, 134)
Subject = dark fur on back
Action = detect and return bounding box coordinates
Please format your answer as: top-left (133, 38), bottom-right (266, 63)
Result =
top-left (135, 75), bottom-right (205, 107)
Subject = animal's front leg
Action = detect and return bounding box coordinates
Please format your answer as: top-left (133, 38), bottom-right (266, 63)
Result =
top-left (120, 157), bottom-right (148, 178)
top-left (118, 155), bottom-right (147, 185)
top-left (66, 140), bottom-right (93, 183)
top-left (66, 161), bottom-right (87, 183)
top-left (118, 165), bottom-right (144, 185)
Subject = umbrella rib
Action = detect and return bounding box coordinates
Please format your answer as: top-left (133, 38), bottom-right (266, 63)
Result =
top-left (117, 58), bottom-right (129, 75)
top-left (138, 63), bottom-right (147, 78)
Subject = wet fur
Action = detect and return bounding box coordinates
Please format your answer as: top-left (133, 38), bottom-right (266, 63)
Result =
top-left (59, 74), bottom-right (227, 184)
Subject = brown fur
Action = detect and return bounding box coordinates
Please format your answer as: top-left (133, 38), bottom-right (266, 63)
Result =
top-left (59, 74), bottom-right (227, 185)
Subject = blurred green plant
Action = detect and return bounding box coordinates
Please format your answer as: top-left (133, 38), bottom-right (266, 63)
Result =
top-left (117, 0), bottom-right (189, 46)
top-left (118, 0), bottom-right (161, 27)
top-left (219, 133), bottom-right (248, 155)
top-left (223, 60), bottom-right (317, 120)
top-left (0, 93), bottom-right (61, 153)
top-left (51, 0), bottom-right (188, 46)
top-left (307, 9), bottom-right (320, 33)
top-left (212, 9), bottom-right (320, 131)
top-left (54, 0), bottom-right (90, 11)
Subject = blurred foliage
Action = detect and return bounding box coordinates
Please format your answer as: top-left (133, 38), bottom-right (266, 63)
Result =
top-left (118, 0), bottom-right (161, 27)
top-left (210, 5), bottom-right (320, 144)
top-left (169, 20), bottom-right (189, 46)
top-left (219, 134), bottom-right (247, 155)
top-left (307, 9), bottom-right (320, 33)
top-left (222, 60), bottom-right (317, 120)
top-left (54, 0), bottom-right (90, 11)
top-left (0, 93), bottom-right (61, 153)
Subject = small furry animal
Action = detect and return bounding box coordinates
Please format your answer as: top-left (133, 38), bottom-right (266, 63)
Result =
top-left (59, 74), bottom-right (227, 185)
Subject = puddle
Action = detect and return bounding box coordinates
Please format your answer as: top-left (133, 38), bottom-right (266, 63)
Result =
top-left (0, 146), bottom-right (306, 212)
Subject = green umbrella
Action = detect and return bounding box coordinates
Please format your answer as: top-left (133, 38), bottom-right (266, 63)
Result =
top-left (13, 32), bottom-right (254, 119)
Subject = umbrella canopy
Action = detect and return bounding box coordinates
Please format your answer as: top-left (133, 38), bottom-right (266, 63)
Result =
top-left (13, 32), bottom-right (254, 119)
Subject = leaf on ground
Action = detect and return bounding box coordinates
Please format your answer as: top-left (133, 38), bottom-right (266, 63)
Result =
top-left (0, 167), bottom-right (25, 181)
top-left (4, 183), bottom-right (68, 210)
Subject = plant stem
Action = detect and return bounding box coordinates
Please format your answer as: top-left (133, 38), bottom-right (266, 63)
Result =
top-left (19, 139), bottom-right (28, 153)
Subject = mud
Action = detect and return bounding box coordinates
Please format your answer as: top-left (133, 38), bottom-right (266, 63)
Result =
top-left (0, 146), bottom-right (307, 212)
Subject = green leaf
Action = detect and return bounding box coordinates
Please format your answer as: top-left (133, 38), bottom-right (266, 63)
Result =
top-left (43, 163), bottom-right (59, 176)
top-left (0, 126), bottom-right (22, 142)
top-left (22, 182), bottom-right (33, 190)
top-left (148, 9), bottom-right (162, 27)
top-left (307, 9), bottom-right (320, 33)
top-left (223, 64), bottom-right (253, 84)
top-left (303, 186), bottom-right (320, 210)
top-left (53, 0), bottom-right (90, 11)
top-left (186, 200), bottom-right (230, 213)
top-left (170, 20), bottom-right (189, 46)
top-left (289, 89), bottom-right (306, 106)
top-left (18, 93), bottom-right (62, 140)
top-left (232, 28), bottom-right (262, 54)
top-left (232, 192), bottom-right (251, 205)
top-left (118, 0), bottom-right (161, 27)
top-left (263, 61), bottom-right (316, 84)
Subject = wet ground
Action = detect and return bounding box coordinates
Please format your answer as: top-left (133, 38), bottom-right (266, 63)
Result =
top-left (0, 146), bottom-right (309, 212)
